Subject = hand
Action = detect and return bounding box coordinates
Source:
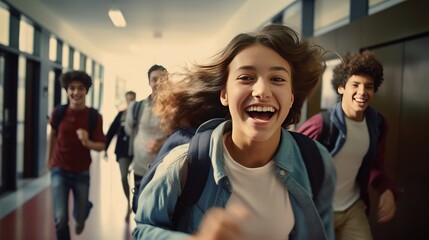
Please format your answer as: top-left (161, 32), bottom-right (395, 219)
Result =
top-left (189, 204), bottom-right (250, 240)
top-left (76, 128), bottom-right (90, 147)
top-left (377, 189), bottom-right (396, 223)
top-left (146, 139), bottom-right (164, 155)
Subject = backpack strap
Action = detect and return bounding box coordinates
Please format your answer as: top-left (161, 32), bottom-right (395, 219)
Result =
top-left (88, 107), bottom-right (98, 140)
top-left (319, 110), bottom-right (338, 152)
top-left (172, 128), bottom-right (213, 227)
top-left (52, 104), bottom-right (98, 139)
top-left (52, 104), bottom-right (68, 135)
top-left (290, 131), bottom-right (324, 201)
top-left (132, 100), bottom-right (144, 131)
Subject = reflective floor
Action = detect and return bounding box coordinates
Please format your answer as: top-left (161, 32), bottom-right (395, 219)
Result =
top-left (0, 146), bottom-right (136, 240)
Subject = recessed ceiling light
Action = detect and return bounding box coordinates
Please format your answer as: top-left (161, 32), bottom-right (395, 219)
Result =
top-left (108, 9), bottom-right (127, 27)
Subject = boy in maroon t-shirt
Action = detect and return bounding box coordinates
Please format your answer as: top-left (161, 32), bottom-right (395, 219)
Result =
top-left (46, 70), bottom-right (106, 240)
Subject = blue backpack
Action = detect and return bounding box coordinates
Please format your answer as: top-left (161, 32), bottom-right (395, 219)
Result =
top-left (132, 119), bottom-right (325, 227)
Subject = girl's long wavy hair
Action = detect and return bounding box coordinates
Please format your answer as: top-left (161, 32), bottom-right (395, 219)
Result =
top-left (154, 24), bottom-right (326, 135)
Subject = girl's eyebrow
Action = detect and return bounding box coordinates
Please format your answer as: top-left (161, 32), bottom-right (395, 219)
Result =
top-left (236, 65), bottom-right (290, 74)
top-left (270, 66), bottom-right (290, 74)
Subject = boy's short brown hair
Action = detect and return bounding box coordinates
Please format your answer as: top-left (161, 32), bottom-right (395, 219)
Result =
top-left (60, 70), bottom-right (92, 91)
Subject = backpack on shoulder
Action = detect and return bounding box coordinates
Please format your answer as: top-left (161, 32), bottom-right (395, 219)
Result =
top-left (52, 104), bottom-right (98, 139)
top-left (132, 100), bottom-right (144, 132)
top-left (133, 118), bottom-right (325, 227)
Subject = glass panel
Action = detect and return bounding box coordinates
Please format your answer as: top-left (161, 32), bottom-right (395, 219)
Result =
top-left (314, 0), bottom-right (349, 36)
top-left (86, 58), bottom-right (92, 75)
top-left (93, 63), bottom-right (100, 109)
top-left (61, 87), bottom-right (68, 105)
top-left (86, 84), bottom-right (93, 108)
top-left (49, 36), bottom-right (57, 62)
top-left (282, 1), bottom-right (302, 33)
top-left (0, 5), bottom-right (10, 46)
top-left (73, 50), bottom-right (80, 70)
top-left (320, 58), bottom-right (341, 109)
top-left (47, 70), bottom-right (55, 140)
top-left (369, 0), bottom-right (406, 15)
top-left (0, 54), bottom-right (5, 186)
top-left (19, 18), bottom-right (34, 55)
top-left (16, 56), bottom-right (26, 175)
top-left (48, 70), bottom-right (55, 115)
top-left (62, 43), bottom-right (69, 69)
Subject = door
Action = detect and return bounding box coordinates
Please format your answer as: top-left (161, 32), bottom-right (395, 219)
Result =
top-left (369, 35), bottom-right (429, 239)
top-left (0, 50), bottom-right (18, 194)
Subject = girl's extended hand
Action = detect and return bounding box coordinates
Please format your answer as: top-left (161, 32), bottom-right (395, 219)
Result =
top-left (189, 204), bottom-right (251, 240)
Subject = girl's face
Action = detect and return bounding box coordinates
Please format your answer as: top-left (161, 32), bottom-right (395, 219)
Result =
top-left (220, 44), bottom-right (294, 143)
top-left (67, 80), bottom-right (87, 108)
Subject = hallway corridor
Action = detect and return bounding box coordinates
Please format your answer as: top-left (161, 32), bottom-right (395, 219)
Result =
top-left (0, 148), bottom-right (136, 240)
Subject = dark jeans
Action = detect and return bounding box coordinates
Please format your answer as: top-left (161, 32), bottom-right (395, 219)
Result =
top-left (51, 167), bottom-right (92, 240)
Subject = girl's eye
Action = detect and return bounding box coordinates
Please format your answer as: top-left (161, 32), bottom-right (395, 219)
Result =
top-left (238, 75), bottom-right (253, 81)
top-left (272, 76), bottom-right (285, 82)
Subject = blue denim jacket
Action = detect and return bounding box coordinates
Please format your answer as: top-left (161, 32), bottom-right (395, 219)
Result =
top-left (133, 121), bottom-right (336, 240)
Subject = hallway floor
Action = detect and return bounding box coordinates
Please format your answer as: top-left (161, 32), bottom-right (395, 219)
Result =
top-left (0, 150), bottom-right (136, 240)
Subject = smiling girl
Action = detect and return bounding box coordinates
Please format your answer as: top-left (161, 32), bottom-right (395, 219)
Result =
top-left (132, 24), bottom-right (336, 240)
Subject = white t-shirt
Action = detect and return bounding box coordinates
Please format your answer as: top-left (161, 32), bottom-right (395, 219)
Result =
top-left (223, 139), bottom-right (294, 240)
top-left (333, 117), bottom-right (369, 211)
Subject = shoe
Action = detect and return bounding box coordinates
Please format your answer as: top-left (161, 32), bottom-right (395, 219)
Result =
top-left (75, 222), bottom-right (85, 235)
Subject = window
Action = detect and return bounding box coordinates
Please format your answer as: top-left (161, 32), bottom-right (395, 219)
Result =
top-left (314, 0), bottom-right (349, 36)
top-left (369, 0), bottom-right (406, 15)
top-left (86, 57), bottom-right (92, 75)
top-left (73, 50), bottom-right (80, 70)
top-left (16, 56), bottom-right (26, 174)
top-left (19, 17), bottom-right (34, 54)
top-left (92, 63), bottom-right (101, 108)
top-left (62, 43), bottom-right (69, 69)
top-left (49, 36), bottom-right (57, 62)
top-left (282, 1), bottom-right (302, 33)
top-left (320, 58), bottom-right (341, 109)
top-left (0, 4), bottom-right (9, 46)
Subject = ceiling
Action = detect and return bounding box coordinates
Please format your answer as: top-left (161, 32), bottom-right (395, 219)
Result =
top-left (32, 0), bottom-right (248, 59)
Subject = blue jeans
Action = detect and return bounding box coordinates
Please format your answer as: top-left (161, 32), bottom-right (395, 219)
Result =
top-left (51, 167), bottom-right (93, 240)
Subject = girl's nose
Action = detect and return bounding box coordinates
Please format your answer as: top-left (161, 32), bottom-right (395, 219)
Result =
top-left (252, 78), bottom-right (272, 99)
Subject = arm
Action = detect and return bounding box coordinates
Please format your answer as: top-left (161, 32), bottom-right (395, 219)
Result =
top-left (132, 145), bottom-right (191, 240)
top-left (295, 113), bottom-right (324, 140)
top-left (314, 142), bottom-right (336, 240)
top-left (105, 111), bottom-right (122, 150)
top-left (369, 116), bottom-right (397, 222)
top-left (77, 113), bottom-right (106, 152)
top-left (133, 143), bottom-right (248, 240)
top-left (124, 101), bottom-right (136, 136)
